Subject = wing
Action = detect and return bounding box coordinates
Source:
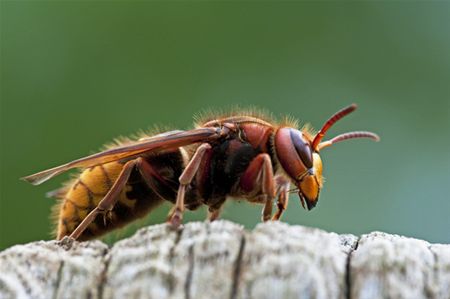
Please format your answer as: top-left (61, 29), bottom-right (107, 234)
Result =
top-left (46, 187), bottom-right (69, 199)
top-left (22, 127), bottom-right (221, 185)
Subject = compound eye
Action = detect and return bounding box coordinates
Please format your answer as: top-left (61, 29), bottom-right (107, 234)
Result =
top-left (290, 130), bottom-right (313, 169)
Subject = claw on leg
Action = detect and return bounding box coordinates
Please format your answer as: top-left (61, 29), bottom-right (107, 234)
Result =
top-left (168, 206), bottom-right (183, 229)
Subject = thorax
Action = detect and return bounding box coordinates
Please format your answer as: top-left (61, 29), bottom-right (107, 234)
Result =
top-left (193, 122), bottom-right (276, 200)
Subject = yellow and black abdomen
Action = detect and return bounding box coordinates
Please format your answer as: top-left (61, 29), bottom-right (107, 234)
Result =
top-left (54, 150), bottom-right (184, 240)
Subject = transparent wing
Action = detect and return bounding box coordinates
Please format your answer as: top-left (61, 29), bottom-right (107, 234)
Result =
top-left (22, 127), bottom-right (221, 185)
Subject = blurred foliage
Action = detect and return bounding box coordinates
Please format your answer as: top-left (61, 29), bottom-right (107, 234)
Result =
top-left (1, 2), bottom-right (449, 250)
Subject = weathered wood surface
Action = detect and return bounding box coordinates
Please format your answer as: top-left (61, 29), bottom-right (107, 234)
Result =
top-left (0, 221), bottom-right (449, 299)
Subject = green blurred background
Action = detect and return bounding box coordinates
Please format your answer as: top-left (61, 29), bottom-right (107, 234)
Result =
top-left (1, 2), bottom-right (449, 250)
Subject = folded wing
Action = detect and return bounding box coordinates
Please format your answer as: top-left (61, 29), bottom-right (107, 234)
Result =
top-left (22, 127), bottom-right (221, 185)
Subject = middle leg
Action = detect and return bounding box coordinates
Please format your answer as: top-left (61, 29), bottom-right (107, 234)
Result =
top-left (239, 153), bottom-right (276, 222)
top-left (167, 143), bottom-right (212, 228)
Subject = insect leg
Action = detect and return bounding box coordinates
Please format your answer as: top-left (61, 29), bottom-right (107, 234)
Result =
top-left (239, 153), bottom-right (276, 222)
top-left (207, 208), bottom-right (221, 221)
top-left (262, 200), bottom-right (274, 222)
top-left (272, 177), bottom-right (290, 221)
top-left (69, 159), bottom-right (136, 240)
top-left (206, 198), bottom-right (226, 222)
top-left (135, 157), bottom-right (170, 201)
top-left (167, 143), bottom-right (212, 228)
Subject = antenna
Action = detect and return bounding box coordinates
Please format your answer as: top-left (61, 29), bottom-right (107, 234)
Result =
top-left (312, 104), bottom-right (357, 151)
top-left (317, 131), bottom-right (380, 151)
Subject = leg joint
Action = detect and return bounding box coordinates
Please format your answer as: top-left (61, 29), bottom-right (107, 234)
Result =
top-left (179, 143), bottom-right (211, 185)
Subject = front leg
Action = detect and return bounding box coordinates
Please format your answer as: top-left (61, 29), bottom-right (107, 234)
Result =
top-left (272, 176), bottom-right (290, 221)
top-left (239, 153), bottom-right (276, 222)
top-left (167, 143), bottom-right (211, 228)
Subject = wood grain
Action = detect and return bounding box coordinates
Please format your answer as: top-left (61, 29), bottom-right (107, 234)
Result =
top-left (1, 221), bottom-right (449, 299)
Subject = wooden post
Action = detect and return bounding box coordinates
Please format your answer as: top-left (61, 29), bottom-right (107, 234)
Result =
top-left (1, 221), bottom-right (449, 299)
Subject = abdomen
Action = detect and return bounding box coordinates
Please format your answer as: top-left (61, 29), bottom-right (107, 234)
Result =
top-left (54, 150), bottom-right (184, 240)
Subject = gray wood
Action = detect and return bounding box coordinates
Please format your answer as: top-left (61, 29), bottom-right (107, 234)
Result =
top-left (350, 232), bottom-right (450, 299)
top-left (1, 221), bottom-right (449, 299)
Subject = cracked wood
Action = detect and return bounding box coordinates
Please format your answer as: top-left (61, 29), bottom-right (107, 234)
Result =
top-left (0, 221), bottom-right (449, 299)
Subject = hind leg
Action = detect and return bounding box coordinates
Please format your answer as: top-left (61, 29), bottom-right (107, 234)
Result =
top-left (69, 159), bottom-right (137, 240)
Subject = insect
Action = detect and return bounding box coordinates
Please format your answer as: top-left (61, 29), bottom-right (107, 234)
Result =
top-left (23, 104), bottom-right (379, 241)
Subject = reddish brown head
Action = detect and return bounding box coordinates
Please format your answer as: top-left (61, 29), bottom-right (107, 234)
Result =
top-left (274, 104), bottom-right (379, 210)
